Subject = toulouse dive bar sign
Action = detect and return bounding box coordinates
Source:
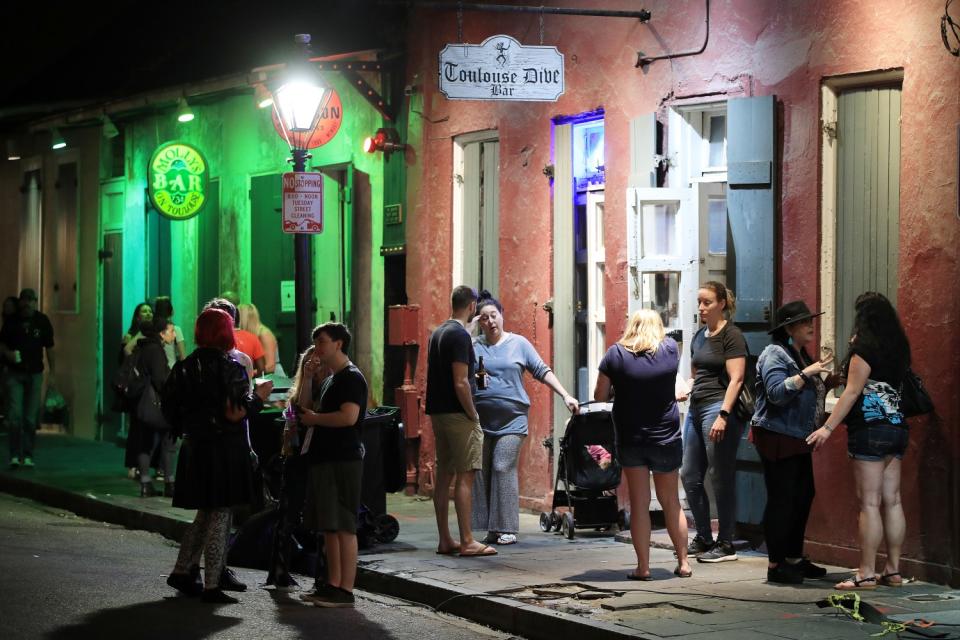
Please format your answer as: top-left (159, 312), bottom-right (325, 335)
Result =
top-left (439, 35), bottom-right (564, 102)
top-left (148, 141), bottom-right (208, 220)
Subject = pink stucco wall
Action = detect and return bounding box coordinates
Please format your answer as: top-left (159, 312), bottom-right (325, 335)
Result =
top-left (402, 0), bottom-right (959, 583)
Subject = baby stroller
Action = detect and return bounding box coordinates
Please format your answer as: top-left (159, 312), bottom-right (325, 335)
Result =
top-left (540, 402), bottom-right (626, 539)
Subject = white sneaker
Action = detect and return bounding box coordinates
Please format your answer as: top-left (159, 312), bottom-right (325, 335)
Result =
top-left (496, 533), bottom-right (517, 545)
top-left (22, 457), bottom-right (34, 467)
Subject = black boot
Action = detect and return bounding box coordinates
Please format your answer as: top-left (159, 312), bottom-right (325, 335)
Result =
top-left (167, 571), bottom-right (203, 596)
top-left (140, 482), bottom-right (158, 498)
top-left (219, 567), bottom-right (248, 592)
top-left (163, 482), bottom-right (176, 498)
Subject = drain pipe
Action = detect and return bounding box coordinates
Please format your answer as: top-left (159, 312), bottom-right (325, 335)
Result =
top-left (636, 0), bottom-right (709, 68)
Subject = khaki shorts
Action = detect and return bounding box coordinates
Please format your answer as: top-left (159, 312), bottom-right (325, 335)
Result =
top-left (431, 412), bottom-right (483, 473)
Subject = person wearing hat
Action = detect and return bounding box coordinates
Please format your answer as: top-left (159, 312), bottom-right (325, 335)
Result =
top-left (0, 289), bottom-right (55, 468)
top-left (751, 300), bottom-right (839, 584)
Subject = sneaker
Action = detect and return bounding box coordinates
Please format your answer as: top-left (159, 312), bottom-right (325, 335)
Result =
top-left (22, 457), bottom-right (33, 467)
top-left (796, 558), bottom-right (827, 578)
top-left (219, 567), bottom-right (248, 592)
top-left (9, 457), bottom-right (19, 469)
top-left (299, 583), bottom-right (338, 604)
top-left (311, 586), bottom-right (355, 608)
top-left (272, 573), bottom-right (300, 593)
top-left (697, 540), bottom-right (738, 563)
top-left (496, 533), bottom-right (517, 545)
top-left (687, 534), bottom-right (713, 555)
top-left (767, 564), bottom-right (804, 584)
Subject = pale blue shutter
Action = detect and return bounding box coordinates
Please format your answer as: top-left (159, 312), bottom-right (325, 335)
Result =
top-left (727, 95), bottom-right (777, 526)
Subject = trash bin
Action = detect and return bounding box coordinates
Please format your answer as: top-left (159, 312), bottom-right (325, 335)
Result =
top-left (358, 406), bottom-right (404, 548)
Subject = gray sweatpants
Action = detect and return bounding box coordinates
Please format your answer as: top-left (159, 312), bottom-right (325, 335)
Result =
top-left (471, 434), bottom-right (525, 535)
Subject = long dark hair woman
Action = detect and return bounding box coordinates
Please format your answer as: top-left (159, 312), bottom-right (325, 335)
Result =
top-left (680, 281), bottom-right (748, 563)
top-left (133, 317), bottom-right (179, 498)
top-left (751, 301), bottom-right (838, 584)
top-left (806, 292), bottom-right (912, 591)
top-left (162, 308), bottom-right (273, 603)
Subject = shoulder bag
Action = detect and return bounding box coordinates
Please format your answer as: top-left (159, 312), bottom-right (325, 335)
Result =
top-left (900, 368), bottom-right (933, 418)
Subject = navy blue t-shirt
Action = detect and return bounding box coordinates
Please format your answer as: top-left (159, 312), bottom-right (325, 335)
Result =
top-left (425, 320), bottom-right (476, 415)
top-left (598, 338), bottom-right (681, 447)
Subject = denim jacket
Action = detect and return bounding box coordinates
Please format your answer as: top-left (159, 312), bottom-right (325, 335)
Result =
top-left (751, 344), bottom-right (819, 439)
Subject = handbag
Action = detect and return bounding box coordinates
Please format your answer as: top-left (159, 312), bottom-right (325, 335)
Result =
top-left (733, 364), bottom-right (757, 422)
top-left (137, 383), bottom-right (172, 430)
top-left (900, 368), bottom-right (933, 418)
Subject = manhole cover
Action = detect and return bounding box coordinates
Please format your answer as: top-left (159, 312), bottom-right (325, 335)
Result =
top-left (904, 593), bottom-right (960, 602)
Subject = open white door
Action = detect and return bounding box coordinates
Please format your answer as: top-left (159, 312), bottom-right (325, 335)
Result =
top-left (626, 187), bottom-right (699, 379)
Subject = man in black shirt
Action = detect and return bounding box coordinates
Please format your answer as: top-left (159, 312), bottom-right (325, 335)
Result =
top-left (297, 323), bottom-right (368, 608)
top-left (1, 289), bottom-right (55, 468)
top-left (425, 286), bottom-right (496, 557)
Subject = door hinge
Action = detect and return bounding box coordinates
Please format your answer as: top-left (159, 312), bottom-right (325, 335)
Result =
top-left (821, 120), bottom-right (838, 140)
top-left (339, 187), bottom-right (352, 205)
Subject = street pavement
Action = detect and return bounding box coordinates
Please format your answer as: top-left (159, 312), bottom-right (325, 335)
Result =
top-left (2, 433), bottom-right (959, 640)
top-left (0, 492), bottom-right (516, 640)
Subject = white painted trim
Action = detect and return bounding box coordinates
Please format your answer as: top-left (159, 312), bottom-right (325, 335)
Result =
top-left (819, 85), bottom-right (839, 362)
top-left (451, 130), bottom-right (497, 287)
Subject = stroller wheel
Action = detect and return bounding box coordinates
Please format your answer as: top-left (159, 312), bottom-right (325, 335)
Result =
top-left (550, 511), bottom-right (562, 532)
top-left (561, 512), bottom-right (575, 540)
top-left (375, 514), bottom-right (400, 543)
top-left (539, 512), bottom-right (552, 532)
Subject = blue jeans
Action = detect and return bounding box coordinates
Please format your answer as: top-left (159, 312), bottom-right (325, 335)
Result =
top-left (6, 371), bottom-right (43, 460)
top-left (680, 401), bottom-right (744, 542)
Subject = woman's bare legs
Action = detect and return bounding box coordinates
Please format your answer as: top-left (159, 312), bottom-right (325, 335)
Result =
top-left (623, 466), bottom-right (652, 578)
top-left (880, 457), bottom-right (904, 578)
top-left (853, 459), bottom-right (885, 580)
top-left (652, 469), bottom-right (690, 575)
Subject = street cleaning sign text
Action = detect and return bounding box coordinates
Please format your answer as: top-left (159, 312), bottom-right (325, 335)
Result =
top-left (439, 35), bottom-right (564, 102)
top-left (282, 172), bottom-right (323, 234)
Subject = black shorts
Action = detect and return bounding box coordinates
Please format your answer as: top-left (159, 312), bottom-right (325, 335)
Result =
top-left (616, 439), bottom-right (682, 473)
top-left (847, 424), bottom-right (909, 462)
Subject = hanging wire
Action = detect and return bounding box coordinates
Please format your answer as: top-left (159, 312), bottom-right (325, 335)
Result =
top-left (943, 0), bottom-right (960, 56)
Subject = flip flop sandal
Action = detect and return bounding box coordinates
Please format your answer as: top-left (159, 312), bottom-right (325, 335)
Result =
top-left (435, 548), bottom-right (460, 556)
top-left (459, 544), bottom-right (498, 557)
top-left (674, 567), bottom-right (693, 578)
top-left (835, 575), bottom-right (877, 590)
top-left (627, 572), bottom-right (653, 581)
top-left (879, 572), bottom-right (903, 587)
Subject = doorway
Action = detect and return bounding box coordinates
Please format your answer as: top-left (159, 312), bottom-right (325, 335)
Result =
top-left (99, 179), bottom-right (125, 441)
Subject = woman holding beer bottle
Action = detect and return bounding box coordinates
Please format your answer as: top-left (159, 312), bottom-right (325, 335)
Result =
top-left (471, 291), bottom-right (579, 545)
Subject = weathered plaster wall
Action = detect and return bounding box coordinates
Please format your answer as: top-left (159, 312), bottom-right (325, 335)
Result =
top-left (404, 0), bottom-right (959, 581)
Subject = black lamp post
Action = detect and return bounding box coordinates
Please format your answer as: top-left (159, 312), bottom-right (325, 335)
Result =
top-left (271, 34), bottom-right (330, 355)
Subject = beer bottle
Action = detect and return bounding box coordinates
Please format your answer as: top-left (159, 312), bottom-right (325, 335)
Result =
top-left (475, 356), bottom-right (488, 390)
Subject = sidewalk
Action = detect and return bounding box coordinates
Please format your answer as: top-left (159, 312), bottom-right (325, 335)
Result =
top-left (2, 433), bottom-right (959, 640)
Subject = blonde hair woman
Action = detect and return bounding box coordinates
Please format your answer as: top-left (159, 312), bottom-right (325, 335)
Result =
top-left (594, 309), bottom-right (690, 580)
top-left (239, 303), bottom-right (279, 374)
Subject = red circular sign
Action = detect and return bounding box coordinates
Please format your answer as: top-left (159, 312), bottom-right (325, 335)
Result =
top-left (271, 89), bottom-right (343, 149)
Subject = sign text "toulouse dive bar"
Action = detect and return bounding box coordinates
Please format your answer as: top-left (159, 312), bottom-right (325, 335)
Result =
top-left (439, 35), bottom-right (564, 102)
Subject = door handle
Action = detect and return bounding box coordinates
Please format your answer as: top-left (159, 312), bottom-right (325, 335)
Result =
top-left (542, 298), bottom-right (554, 329)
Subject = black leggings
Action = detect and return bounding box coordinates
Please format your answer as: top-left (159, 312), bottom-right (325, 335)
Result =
top-left (760, 452), bottom-right (815, 564)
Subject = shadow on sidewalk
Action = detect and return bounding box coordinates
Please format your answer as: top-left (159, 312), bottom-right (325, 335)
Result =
top-left (45, 597), bottom-right (242, 640)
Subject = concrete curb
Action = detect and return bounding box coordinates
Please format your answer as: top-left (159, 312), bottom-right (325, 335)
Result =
top-left (1, 472), bottom-right (646, 639)
top-left (357, 565), bottom-right (649, 640)
top-left (0, 473), bottom-right (189, 541)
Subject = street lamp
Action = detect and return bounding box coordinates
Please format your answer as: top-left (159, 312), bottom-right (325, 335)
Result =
top-left (270, 33), bottom-right (330, 355)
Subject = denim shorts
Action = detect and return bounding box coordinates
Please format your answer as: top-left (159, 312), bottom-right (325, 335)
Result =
top-left (616, 439), bottom-right (682, 473)
top-left (847, 423), bottom-right (909, 461)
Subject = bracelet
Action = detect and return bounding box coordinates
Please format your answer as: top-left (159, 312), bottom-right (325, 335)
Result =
top-left (798, 371), bottom-right (810, 383)
top-left (824, 424), bottom-right (834, 433)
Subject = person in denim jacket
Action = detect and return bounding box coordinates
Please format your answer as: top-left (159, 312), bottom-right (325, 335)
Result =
top-left (752, 301), bottom-right (838, 584)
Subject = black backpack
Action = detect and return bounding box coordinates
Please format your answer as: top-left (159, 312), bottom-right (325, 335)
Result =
top-left (112, 350), bottom-right (148, 412)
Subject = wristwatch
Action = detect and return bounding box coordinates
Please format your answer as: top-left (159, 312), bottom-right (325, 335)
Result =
top-left (718, 409), bottom-right (730, 419)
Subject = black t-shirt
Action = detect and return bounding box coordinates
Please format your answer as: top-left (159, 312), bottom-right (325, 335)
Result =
top-left (425, 319), bottom-right (476, 415)
top-left (690, 323), bottom-right (747, 405)
top-left (844, 344), bottom-right (906, 430)
top-left (0, 312), bottom-right (54, 374)
top-left (598, 339), bottom-right (681, 446)
top-left (303, 364), bottom-right (368, 464)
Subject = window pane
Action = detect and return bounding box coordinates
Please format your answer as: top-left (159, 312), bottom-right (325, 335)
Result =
top-left (708, 115), bottom-right (726, 166)
top-left (708, 198), bottom-right (727, 254)
top-left (641, 202), bottom-right (677, 257)
top-left (641, 272), bottom-right (680, 327)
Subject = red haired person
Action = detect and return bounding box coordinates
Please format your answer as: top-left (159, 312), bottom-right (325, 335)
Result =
top-left (161, 308), bottom-right (273, 603)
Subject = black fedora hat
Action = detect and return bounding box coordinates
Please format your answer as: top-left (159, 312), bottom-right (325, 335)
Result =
top-left (768, 300), bottom-right (824, 334)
